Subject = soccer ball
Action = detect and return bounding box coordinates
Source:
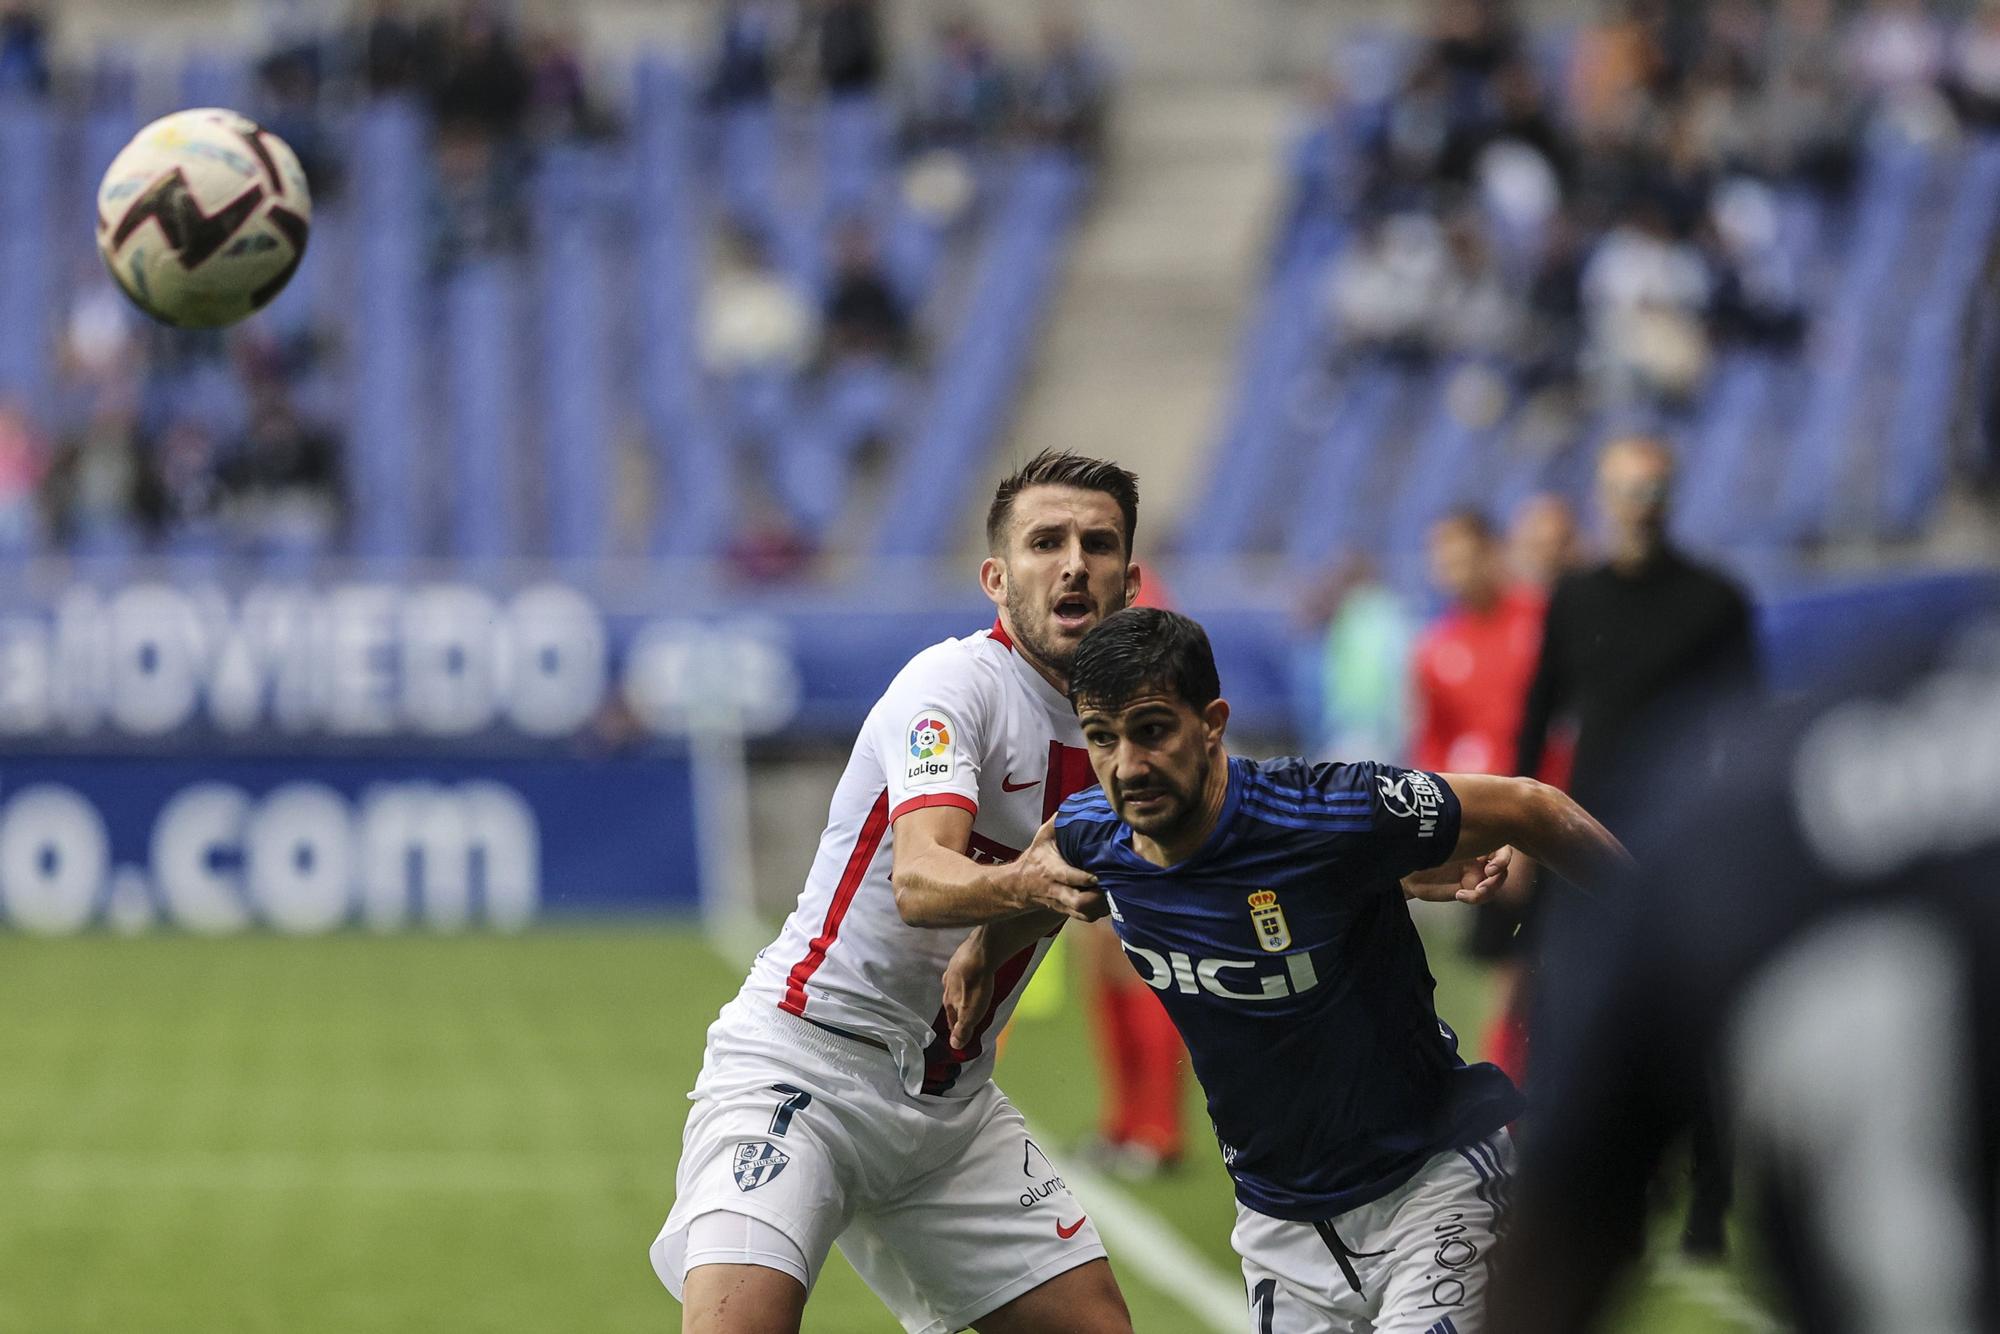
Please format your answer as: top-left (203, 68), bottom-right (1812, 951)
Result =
top-left (95, 108), bottom-right (312, 329)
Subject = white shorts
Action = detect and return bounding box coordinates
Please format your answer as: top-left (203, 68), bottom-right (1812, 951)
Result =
top-left (651, 1000), bottom-right (1108, 1334)
top-left (1233, 1132), bottom-right (1513, 1334)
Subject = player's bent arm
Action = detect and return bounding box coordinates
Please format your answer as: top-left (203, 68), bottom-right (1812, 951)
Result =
top-left (890, 808), bottom-right (1104, 928)
top-left (942, 910), bottom-right (1066, 1049)
top-left (1441, 773), bottom-right (1634, 891)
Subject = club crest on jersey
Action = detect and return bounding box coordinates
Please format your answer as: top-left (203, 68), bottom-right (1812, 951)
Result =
top-left (906, 711), bottom-right (956, 781)
top-left (1247, 890), bottom-right (1292, 952)
top-left (732, 1140), bottom-right (790, 1192)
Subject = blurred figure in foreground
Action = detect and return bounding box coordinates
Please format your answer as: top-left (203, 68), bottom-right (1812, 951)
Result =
top-left (1410, 510), bottom-right (1562, 1087)
top-left (1515, 435), bottom-right (1756, 1257)
top-left (1493, 620), bottom-right (2000, 1333)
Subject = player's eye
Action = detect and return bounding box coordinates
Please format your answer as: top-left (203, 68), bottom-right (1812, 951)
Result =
top-left (1085, 731), bottom-right (1115, 748)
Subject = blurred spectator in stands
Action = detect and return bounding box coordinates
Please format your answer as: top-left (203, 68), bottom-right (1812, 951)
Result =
top-left (0, 399), bottom-right (48, 551)
top-left (1845, 0), bottom-right (1946, 111)
top-left (1412, 509), bottom-right (1563, 1086)
top-left (1328, 212), bottom-right (1452, 364)
top-left (433, 1), bottom-right (531, 141)
top-left (1368, 57), bottom-right (1459, 210)
top-left (810, 0), bottom-right (885, 98)
top-left (1429, 0), bottom-right (1522, 94)
top-left (42, 403), bottom-right (158, 546)
top-left (257, 41), bottom-right (340, 200)
top-left (707, 0), bottom-right (793, 108)
top-left (908, 9), bottom-right (1011, 152)
top-left (1516, 436), bottom-right (1756, 1258)
top-left (1756, 58), bottom-right (1861, 195)
top-left (360, 0), bottom-right (441, 98)
top-left (1567, 0), bottom-right (1666, 143)
top-left (1580, 202), bottom-right (1713, 407)
top-left (1020, 6), bottom-right (1112, 159)
top-left (821, 221), bottom-right (912, 365)
top-left (702, 227), bottom-right (816, 378)
top-left (152, 418), bottom-right (225, 535)
top-left (430, 121), bottom-right (529, 269)
top-left (1292, 554), bottom-right (1413, 762)
top-left (1439, 210), bottom-right (1523, 361)
top-left (1947, 0), bottom-right (2000, 128)
top-left (0, 1), bottom-right (49, 97)
top-left (220, 393), bottom-right (343, 552)
top-left (1508, 492), bottom-right (1584, 591)
top-left (1708, 177), bottom-right (1807, 349)
top-left (524, 20), bottom-right (603, 142)
top-left (1515, 209), bottom-right (1588, 392)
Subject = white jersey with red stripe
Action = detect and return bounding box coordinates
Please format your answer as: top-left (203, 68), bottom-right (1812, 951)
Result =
top-left (735, 619), bottom-right (1096, 1098)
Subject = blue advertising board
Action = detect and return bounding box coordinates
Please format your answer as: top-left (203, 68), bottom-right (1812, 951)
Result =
top-left (0, 753), bottom-right (701, 934)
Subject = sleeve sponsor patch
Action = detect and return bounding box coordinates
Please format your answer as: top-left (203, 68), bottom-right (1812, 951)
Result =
top-left (1377, 769), bottom-right (1446, 839)
top-left (905, 710), bottom-right (958, 784)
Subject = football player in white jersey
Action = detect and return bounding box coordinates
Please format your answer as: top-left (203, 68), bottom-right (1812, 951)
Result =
top-left (653, 452), bottom-right (1144, 1334)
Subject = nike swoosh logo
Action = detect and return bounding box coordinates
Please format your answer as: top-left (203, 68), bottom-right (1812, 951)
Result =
top-left (1056, 1216), bottom-right (1087, 1239)
top-left (1001, 775), bottom-right (1039, 792)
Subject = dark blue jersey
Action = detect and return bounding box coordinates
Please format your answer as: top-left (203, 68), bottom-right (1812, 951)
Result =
top-left (1056, 755), bottom-right (1523, 1221)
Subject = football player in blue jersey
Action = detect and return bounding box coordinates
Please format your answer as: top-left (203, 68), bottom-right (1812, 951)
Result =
top-left (944, 607), bottom-right (1630, 1334)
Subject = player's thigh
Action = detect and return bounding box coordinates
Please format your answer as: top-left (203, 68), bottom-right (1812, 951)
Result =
top-left (844, 1090), bottom-right (1123, 1333)
top-left (972, 1256), bottom-right (1129, 1334)
top-left (651, 1077), bottom-right (854, 1305)
top-left (1368, 1134), bottom-right (1513, 1334)
top-left (1232, 1206), bottom-right (1360, 1334)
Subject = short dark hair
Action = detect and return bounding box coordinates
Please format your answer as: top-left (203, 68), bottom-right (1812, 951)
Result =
top-left (986, 450), bottom-right (1140, 556)
top-left (1068, 607), bottom-right (1221, 715)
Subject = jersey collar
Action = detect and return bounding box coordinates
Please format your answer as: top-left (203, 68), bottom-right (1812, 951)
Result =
top-left (1110, 755), bottom-right (1248, 873)
top-left (988, 616), bottom-right (1076, 717)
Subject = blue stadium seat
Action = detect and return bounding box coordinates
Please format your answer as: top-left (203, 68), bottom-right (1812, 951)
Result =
top-left (443, 259), bottom-right (522, 561)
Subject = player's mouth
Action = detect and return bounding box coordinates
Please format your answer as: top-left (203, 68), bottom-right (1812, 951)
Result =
top-left (1119, 788), bottom-right (1171, 816)
top-left (1051, 592), bottom-right (1095, 632)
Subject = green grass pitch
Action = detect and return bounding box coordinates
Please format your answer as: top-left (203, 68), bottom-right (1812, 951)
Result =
top-left (0, 925), bottom-right (1769, 1332)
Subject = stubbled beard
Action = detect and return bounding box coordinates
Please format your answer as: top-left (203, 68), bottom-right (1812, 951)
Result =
top-left (1004, 592), bottom-right (1078, 674)
top-left (1120, 751), bottom-right (1209, 839)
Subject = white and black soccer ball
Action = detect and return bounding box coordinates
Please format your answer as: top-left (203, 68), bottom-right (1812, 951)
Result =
top-left (95, 107), bottom-right (312, 330)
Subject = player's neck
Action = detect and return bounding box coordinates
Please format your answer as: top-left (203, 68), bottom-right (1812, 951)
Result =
top-left (1131, 750), bottom-right (1231, 868)
top-left (1004, 617), bottom-right (1070, 696)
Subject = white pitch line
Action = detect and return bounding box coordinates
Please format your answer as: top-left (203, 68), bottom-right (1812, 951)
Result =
top-left (1048, 1145), bottom-right (1245, 1334)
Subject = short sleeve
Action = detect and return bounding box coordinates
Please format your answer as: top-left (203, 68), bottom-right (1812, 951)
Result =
top-left (1308, 760), bottom-right (1462, 879)
top-left (874, 645), bottom-right (994, 824)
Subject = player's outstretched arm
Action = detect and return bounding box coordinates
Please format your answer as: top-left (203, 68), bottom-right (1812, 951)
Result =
top-left (1440, 774), bottom-right (1634, 892)
top-left (891, 810), bottom-right (1107, 928)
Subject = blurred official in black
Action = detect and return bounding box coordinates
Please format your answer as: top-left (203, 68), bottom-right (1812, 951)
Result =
top-left (1513, 435), bottom-right (1757, 1255)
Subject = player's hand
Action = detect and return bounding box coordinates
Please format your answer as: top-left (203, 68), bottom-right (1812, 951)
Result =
top-left (1403, 846), bottom-right (1515, 904)
top-left (1013, 817), bottom-right (1107, 921)
top-left (943, 930), bottom-right (996, 1051)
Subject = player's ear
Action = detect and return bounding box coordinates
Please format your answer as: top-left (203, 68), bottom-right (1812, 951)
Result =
top-left (1123, 561), bottom-right (1141, 607)
top-left (1202, 698), bottom-right (1230, 746)
top-left (979, 556), bottom-right (1005, 607)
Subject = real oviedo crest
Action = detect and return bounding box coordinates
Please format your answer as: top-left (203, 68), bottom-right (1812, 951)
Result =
top-left (1247, 890), bottom-right (1291, 953)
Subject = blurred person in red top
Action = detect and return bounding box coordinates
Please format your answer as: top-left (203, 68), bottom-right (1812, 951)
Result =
top-left (1411, 509), bottom-right (1564, 1088)
top-left (1074, 560), bottom-right (1188, 1179)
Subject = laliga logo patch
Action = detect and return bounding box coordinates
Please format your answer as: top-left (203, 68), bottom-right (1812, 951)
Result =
top-left (1247, 890), bottom-right (1292, 952)
top-left (906, 711), bottom-right (956, 781)
top-left (732, 1140), bottom-right (791, 1192)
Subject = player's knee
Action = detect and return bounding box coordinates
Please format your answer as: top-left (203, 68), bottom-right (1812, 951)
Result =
top-left (680, 1262), bottom-right (808, 1334)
